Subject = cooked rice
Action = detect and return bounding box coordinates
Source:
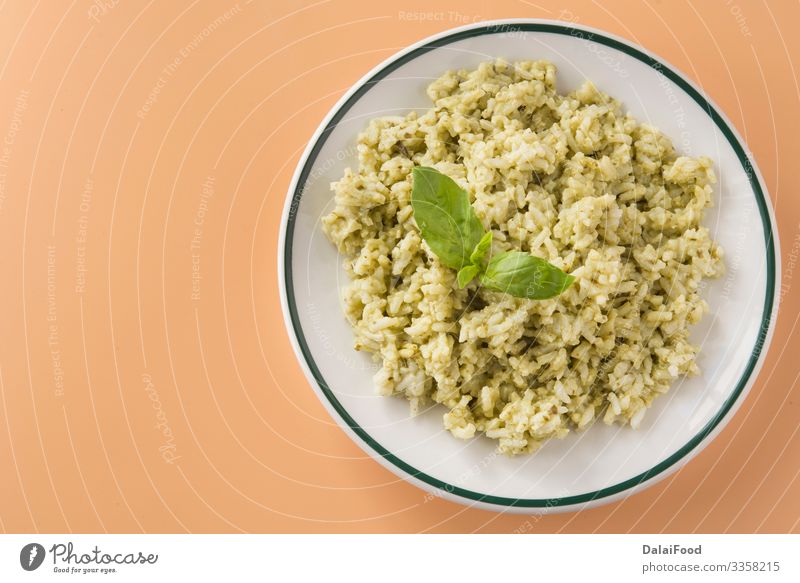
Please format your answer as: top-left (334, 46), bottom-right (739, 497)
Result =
top-left (321, 59), bottom-right (724, 455)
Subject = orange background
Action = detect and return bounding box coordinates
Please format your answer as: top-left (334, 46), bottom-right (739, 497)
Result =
top-left (0, 0), bottom-right (798, 533)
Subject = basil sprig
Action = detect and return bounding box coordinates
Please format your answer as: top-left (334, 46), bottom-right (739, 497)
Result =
top-left (411, 166), bottom-right (575, 300)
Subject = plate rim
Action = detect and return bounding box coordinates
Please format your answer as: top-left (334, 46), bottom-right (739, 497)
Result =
top-left (277, 18), bottom-right (780, 513)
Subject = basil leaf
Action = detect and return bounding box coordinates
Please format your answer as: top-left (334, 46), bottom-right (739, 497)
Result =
top-left (481, 251), bottom-right (575, 300)
top-left (410, 167), bottom-right (574, 300)
top-left (456, 264), bottom-right (481, 288)
top-left (469, 231), bottom-right (493, 266)
top-left (411, 166), bottom-right (485, 270)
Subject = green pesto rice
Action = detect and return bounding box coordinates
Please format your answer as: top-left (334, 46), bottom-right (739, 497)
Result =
top-left (321, 59), bottom-right (724, 455)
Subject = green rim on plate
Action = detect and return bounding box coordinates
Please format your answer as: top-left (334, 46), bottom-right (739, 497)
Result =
top-left (283, 23), bottom-right (776, 508)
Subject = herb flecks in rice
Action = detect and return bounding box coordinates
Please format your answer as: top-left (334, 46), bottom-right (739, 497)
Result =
top-left (321, 59), bottom-right (724, 455)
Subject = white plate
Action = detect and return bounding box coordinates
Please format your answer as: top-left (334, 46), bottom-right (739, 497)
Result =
top-left (278, 19), bottom-right (780, 513)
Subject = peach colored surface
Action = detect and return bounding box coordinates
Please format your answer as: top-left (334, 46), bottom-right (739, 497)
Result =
top-left (0, 0), bottom-right (798, 533)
